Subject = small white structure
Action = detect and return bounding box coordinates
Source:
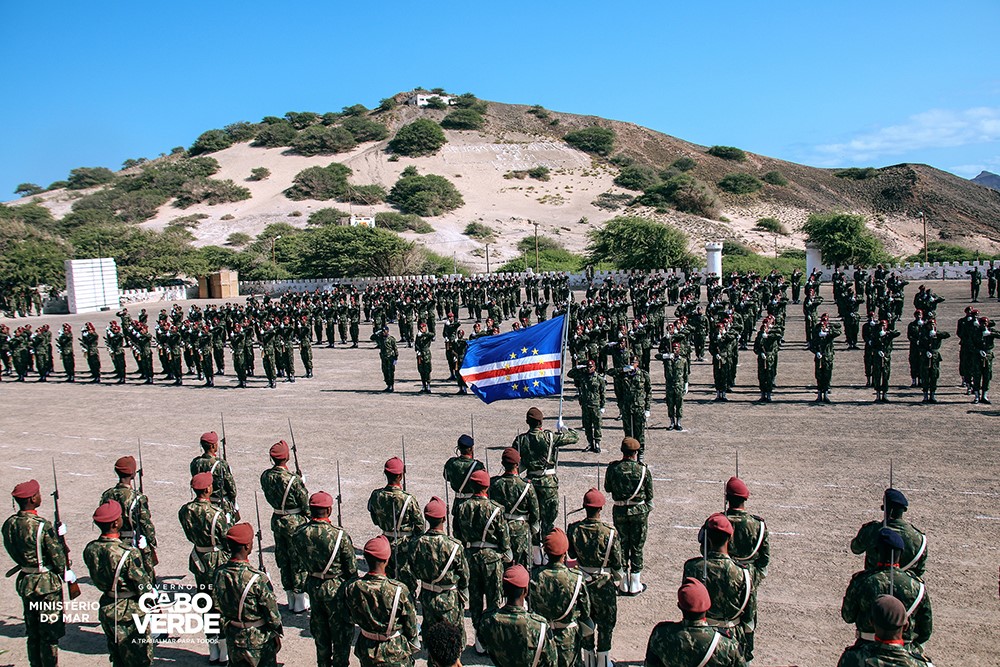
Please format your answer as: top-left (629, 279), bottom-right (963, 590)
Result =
top-left (407, 93), bottom-right (457, 108)
top-left (806, 242), bottom-right (823, 278)
top-left (65, 258), bottom-right (120, 313)
top-left (349, 215), bottom-right (376, 229)
top-left (705, 242), bottom-right (723, 277)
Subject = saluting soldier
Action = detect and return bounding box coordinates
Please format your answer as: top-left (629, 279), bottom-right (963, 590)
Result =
top-left (55, 323), bottom-right (75, 382)
top-left (724, 477), bottom-right (769, 663)
top-left (513, 406), bottom-right (579, 553)
top-left (568, 489), bottom-right (623, 667)
top-left (489, 447), bottom-right (540, 569)
top-left (213, 523), bottom-right (283, 667)
top-left (809, 313), bottom-right (842, 403)
top-left (190, 431), bottom-right (239, 522)
top-left (604, 437), bottom-right (653, 595)
top-left (368, 457), bottom-right (426, 577)
top-left (415, 321), bottom-right (436, 393)
top-left (291, 491), bottom-right (357, 667)
top-left (645, 578), bottom-right (746, 667)
top-left (83, 500), bottom-right (154, 667)
top-left (480, 564), bottom-right (558, 667)
top-left (530, 528), bottom-right (593, 667)
top-left (457, 469), bottom-right (512, 654)
top-left (2, 480), bottom-right (72, 667)
top-left (443, 434), bottom-right (486, 534)
top-left (230, 323), bottom-right (250, 388)
top-left (80, 322), bottom-right (101, 382)
top-left (342, 536), bottom-right (419, 667)
top-left (400, 497), bottom-right (470, 648)
top-left (371, 325), bottom-right (399, 392)
top-left (100, 456), bottom-right (157, 579)
top-left (178, 472), bottom-right (232, 664)
top-left (851, 488), bottom-right (927, 577)
top-left (919, 318), bottom-right (950, 403)
top-left (260, 440), bottom-right (310, 613)
top-left (656, 340), bottom-right (687, 431)
top-left (568, 358), bottom-right (607, 452)
top-left (105, 321), bottom-right (127, 383)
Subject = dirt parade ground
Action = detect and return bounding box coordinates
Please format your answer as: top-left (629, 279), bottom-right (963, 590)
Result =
top-left (0, 279), bottom-right (996, 666)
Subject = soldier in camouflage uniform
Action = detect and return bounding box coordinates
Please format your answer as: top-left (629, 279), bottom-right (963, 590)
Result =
top-left (604, 437), bottom-right (653, 595)
top-left (752, 318), bottom-right (782, 403)
top-left (530, 528), bottom-right (593, 667)
top-left (443, 434), bottom-right (486, 534)
top-left (851, 488), bottom-right (927, 578)
top-left (399, 497), bottom-right (469, 647)
top-left (341, 536), bottom-right (419, 667)
top-left (178, 472), bottom-right (232, 664)
top-left (291, 491), bottom-right (357, 667)
top-left (2, 480), bottom-right (71, 667)
top-left (80, 322), bottom-right (101, 382)
top-left (415, 321), bottom-right (436, 393)
top-left (514, 406), bottom-right (579, 554)
top-left (656, 340), bottom-right (687, 431)
top-left (490, 447), bottom-right (540, 569)
top-left (457, 469), bottom-right (512, 653)
top-left (190, 431), bottom-right (239, 523)
top-left (213, 523), bottom-right (283, 667)
top-left (837, 596), bottom-right (935, 667)
top-left (480, 564), bottom-right (557, 667)
top-left (809, 314), bottom-right (842, 403)
top-left (645, 577), bottom-right (746, 667)
top-left (568, 489), bottom-right (623, 667)
top-left (724, 477), bottom-right (769, 664)
top-left (260, 440), bottom-right (310, 613)
top-left (368, 457), bottom-right (425, 578)
top-left (296, 315), bottom-right (314, 378)
top-left (568, 358), bottom-right (606, 452)
top-left (83, 500), bottom-right (154, 667)
top-left (682, 514), bottom-right (754, 658)
top-left (105, 321), bottom-right (127, 383)
top-left (230, 323), bottom-right (250, 388)
top-left (610, 354), bottom-right (652, 455)
top-left (55, 323), bottom-right (75, 382)
top-left (842, 528), bottom-right (932, 652)
top-left (100, 456), bottom-right (157, 580)
top-left (371, 326), bottom-right (399, 392)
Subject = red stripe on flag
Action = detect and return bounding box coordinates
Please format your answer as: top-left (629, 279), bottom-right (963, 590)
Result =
top-left (462, 360), bottom-right (562, 383)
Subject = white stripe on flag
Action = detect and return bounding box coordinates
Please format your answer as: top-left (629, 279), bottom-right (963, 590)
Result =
top-left (461, 353), bottom-right (561, 376)
top-left (466, 367), bottom-right (561, 389)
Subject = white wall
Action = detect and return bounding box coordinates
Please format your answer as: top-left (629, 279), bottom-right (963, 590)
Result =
top-left (65, 258), bottom-right (120, 314)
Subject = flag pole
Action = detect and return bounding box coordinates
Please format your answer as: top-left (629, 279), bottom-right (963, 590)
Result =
top-left (557, 293), bottom-right (572, 428)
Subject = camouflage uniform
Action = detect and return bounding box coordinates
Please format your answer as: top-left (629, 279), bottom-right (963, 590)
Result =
top-left (341, 573), bottom-right (419, 667)
top-left (100, 482), bottom-right (157, 579)
top-left (568, 517), bottom-right (623, 655)
top-left (489, 471), bottom-right (541, 568)
top-left (80, 329), bottom-right (101, 381)
top-left (513, 426), bottom-right (579, 535)
top-left (82, 535), bottom-right (154, 667)
top-left (260, 464), bottom-right (309, 596)
top-left (644, 619), bottom-right (746, 667)
top-left (604, 457), bottom-right (653, 577)
top-left (841, 568), bottom-right (932, 649)
top-left (2, 509), bottom-right (67, 667)
top-left (178, 497), bottom-right (232, 647)
top-left (190, 453), bottom-right (239, 520)
top-left (456, 495), bottom-right (512, 633)
top-left (371, 329), bottom-right (399, 390)
top-left (851, 519), bottom-right (927, 577)
top-left (837, 641), bottom-right (934, 667)
top-left (415, 329), bottom-right (436, 390)
top-left (611, 366), bottom-right (652, 453)
top-left (529, 561), bottom-right (592, 667)
top-left (443, 454), bottom-right (487, 533)
top-left (567, 366), bottom-right (606, 450)
top-left (725, 508), bottom-right (770, 662)
top-left (399, 527), bottom-right (469, 646)
top-left (479, 603), bottom-right (558, 667)
top-left (291, 518), bottom-right (357, 667)
top-left (55, 329), bottom-right (74, 381)
top-left (213, 558), bottom-right (283, 667)
top-left (367, 485), bottom-right (426, 576)
top-left (682, 552), bottom-right (754, 656)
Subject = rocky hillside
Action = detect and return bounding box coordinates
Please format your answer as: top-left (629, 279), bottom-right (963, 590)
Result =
top-left (972, 170), bottom-right (1000, 191)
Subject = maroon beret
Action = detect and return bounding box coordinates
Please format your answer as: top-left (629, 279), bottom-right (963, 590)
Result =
top-left (501, 447), bottom-right (520, 466)
top-left (115, 456), bottom-right (137, 476)
top-left (705, 512), bottom-right (734, 536)
top-left (384, 457), bottom-right (405, 476)
top-left (470, 469), bottom-right (491, 489)
top-left (502, 564), bottom-right (529, 589)
top-left (621, 437), bottom-right (641, 452)
top-left (191, 472), bottom-right (214, 491)
top-left (583, 488), bottom-right (605, 509)
top-left (200, 432), bottom-right (219, 446)
top-left (12, 479), bottom-right (40, 499)
top-left (309, 491), bottom-right (334, 509)
top-left (424, 496), bottom-right (447, 519)
top-left (226, 523), bottom-right (255, 546)
top-left (364, 535), bottom-right (392, 561)
top-left (269, 440), bottom-right (290, 461)
top-left (526, 407), bottom-right (544, 421)
top-left (93, 500), bottom-right (122, 524)
top-left (677, 577), bottom-right (711, 613)
top-left (543, 528), bottom-right (569, 556)
top-left (725, 477), bottom-right (749, 500)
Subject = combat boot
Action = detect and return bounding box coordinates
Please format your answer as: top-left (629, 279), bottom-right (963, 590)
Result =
top-left (983, 392), bottom-right (991, 404)
top-left (675, 421), bottom-right (684, 432)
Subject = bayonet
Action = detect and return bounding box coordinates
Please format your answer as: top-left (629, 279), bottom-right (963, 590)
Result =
top-left (287, 418), bottom-right (302, 477)
top-left (220, 413), bottom-right (228, 461)
top-left (444, 482), bottom-right (451, 537)
top-left (401, 435), bottom-right (407, 492)
top-left (254, 491), bottom-right (266, 572)
top-left (336, 461), bottom-right (343, 528)
top-left (51, 460), bottom-right (81, 599)
top-left (137, 437), bottom-right (145, 495)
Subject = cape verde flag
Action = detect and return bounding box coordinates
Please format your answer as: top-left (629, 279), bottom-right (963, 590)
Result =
top-left (460, 315), bottom-right (566, 404)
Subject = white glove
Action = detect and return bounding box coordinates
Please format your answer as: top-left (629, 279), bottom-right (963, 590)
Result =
top-left (137, 535), bottom-right (148, 549)
top-left (64, 569), bottom-right (77, 584)
top-left (57, 523), bottom-right (67, 537)
top-left (556, 419), bottom-right (566, 432)
top-left (815, 352), bottom-right (822, 359)
top-left (644, 410), bottom-right (650, 418)
top-left (599, 407), bottom-right (605, 415)
top-left (301, 474), bottom-right (307, 484)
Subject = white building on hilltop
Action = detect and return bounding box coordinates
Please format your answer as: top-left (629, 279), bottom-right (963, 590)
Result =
top-left (349, 215), bottom-right (376, 229)
top-left (407, 93), bottom-right (457, 108)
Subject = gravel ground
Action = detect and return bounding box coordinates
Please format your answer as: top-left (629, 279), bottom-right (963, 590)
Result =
top-left (0, 279), bottom-right (996, 666)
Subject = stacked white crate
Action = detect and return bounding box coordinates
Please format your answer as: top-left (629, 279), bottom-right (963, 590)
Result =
top-left (65, 258), bottom-right (120, 313)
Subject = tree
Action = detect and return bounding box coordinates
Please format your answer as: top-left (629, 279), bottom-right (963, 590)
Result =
top-left (586, 216), bottom-right (695, 270)
top-left (755, 217), bottom-right (788, 235)
top-left (440, 109), bottom-right (485, 130)
top-left (377, 97), bottom-right (398, 112)
top-left (636, 173), bottom-right (719, 218)
top-left (341, 116), bottom-right (390, 142)
top-left (802, 212), bottom-right (888, 266)
top-left (174, 178), bottom-right (251, 208)
top-left (341, 104), bottom-right (369, 116)
top-left (425, 96), bottom-right (448, 110)
top-left (252, 121), bottom-right (297, 148)
top-left (564, 127), bottom-right (615, 156)
top-left (297, 226), bottom-right (419, 277)
top-left (290, 125), bottom-right (356, 156)
top-left (718, 172), bottom-right (763, 195)
top-left (226, 232), bottom-right (252, 247)
top-left (121, 158), bottom-right (147, 170)
top-left (285, 163), bottom-right (353, 201)
top-left (189, 129), bottom-right (233, 156)
top-left (707, 146), bottom-right (747, 161)
top-left (284, 111), bottom-right (320, 129)
top-left (671, 157), bottom-right (697, 172)
top-left (67, 167), bottom-right (115, 190)
top-left (614, 166), bottom-right (659, 191)
top-left (14, 183), bottom-right (43, 197)
top-left (248, 167), bottom-right (271, 181)
top-left (762, 170), bottom-right (788, 186)
top-left (454, 93), bottom-right (488, 113)
top-left (224, 121), bottom-right (260, 142)
top-left (387, 119), bottom-right (448, 156)
top-left (387, 172), bottom-right (464, 216)
top-left (308, 207), bottom-right (350, 226)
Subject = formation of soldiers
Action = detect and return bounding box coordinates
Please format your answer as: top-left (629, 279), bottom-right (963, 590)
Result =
top-left (0, 284), bottom-right (46, 318)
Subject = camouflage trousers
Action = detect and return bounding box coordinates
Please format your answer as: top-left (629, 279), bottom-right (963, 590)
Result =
top-left (381, 358), bottom-right (395, 388)
top-left (417, 359), bottom-right (432, 384)
top-left (87, 353), bottom-right (101, 380)
top-left (531, 478), bottom-right (559, 537)
top-left (921, 353), bottom-right (942, 392)
top-left (300, 344), bottom-right (312, 374)
top-left (349, 323), bottom-right (359, 345)
top-left (613, 511), bottom-right (648, 572)
top-left (224, 624), bottom-right (280, 667)
top-left (814, 358), bottom-right (834, 392)
top-left (468, 548), bottom-right (504, 631)
top-left (664, 387), bottom-right (683, 421)
top-left (418, 588), bottom-right (466, 647)
top-left (580, 405), bottom-right (602, 447)
top-left (508, 519), bottom-right (533, 569)
top-left (22, 592), bottom-right (64, 667)
top-left (582, 577), bottom-right (617, 653)
top-left (871, 356), bottom-right (892, 392)
top-left (757, 357), bottom-right (776, 393)
top-left (99, 596), bottom-right (152, 667)
top-left (307, 577), bottom-right (352, 667)
top-left (262, 353), bottom-right (276, 382)
top-left (60, 353), bottom-right (75, 379)
top-left (974, 353), bottom-right (995, 393)
top-left (271, 514), bottom-right (308, 593)
top-left (551, 624), bottom-right (582, 667)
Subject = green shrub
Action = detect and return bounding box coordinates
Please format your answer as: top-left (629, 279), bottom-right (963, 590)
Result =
top-left (169, 213), bottom-right (208, 229)
top-left (189, 129), bottom-right (233, 156)
top-left (388, 119), bottom-right (448, 156)
top-left (834, 167), bottom-right (880, 180)
top-left (387, 171), bottom-right (464, 216)
top-left (707, 146), bottom-right (747, 161)
top-left (781, 248), bottom-right (806, 260)
top-left (121, 158), bottom-right (147, 170)
top-left (285, 163), bottom-right (353, 201)
top-left (440, 109), bottom-right (485, 130)
top-left (498, 248), bottom-right (583, 273)
top-left (341, 116), bottom-right (389, 142)
top-left (454, 93), bottom-right (488, 113)
top-left (592, 192), bottom-right (634, 211)
top-left (803, 212), bottom-right (888, 265)
top-left (755, 217), bottom-right (788, 234)
top-left (308, 207), bottom-right (350, 226)
top-left (290, 125), bottom-right (356, 155)
top-left (14, 183), bottom-right (43, 197)
top-left (586, 216), bottom-right (696, 270)
top-left (174, 178), bottom-right (251, 208)
top-left (252, 121), bottom-right (297, 147)
top-left (517, 235), bottom-right (563, 253)
top-left (47, 180), bottom-right (69, 190)
top-left (636, 173), bottom-right (719, 218)
top-left (614, 166), bottom-right (659, 191)
top-left (248, 167), bottom-right (271, 181)
top-left (67, 167), bottom-right (115, 190)
top-left (226, 232), bottom-right (252, 247)
top-left (170, 146), bottom-right (186, 155)
top-left (341, 104), bottom-right (369, 117)
top-left (220, 214), bottom-right (234, 220)
top-left (564, 127), bottom-right (615, 156)
top-left (377, 97), bottom-right (398, 112)
top-left (906, 241), bottom-right (984, 263)
top-left (424, 96), bottom-right (448, 110)
top-left (762, 170), bottom-right (788, 186)
top-left (375, 212), bottom-right (433, 233)
top-left (609, 154), bottom-right (635, 168)
top-left (671, 157), bottom-right (697, 172)
top-left (343, 184), bottom-right (387, 204)
top-left (527, 166), bottom-right (551, 181)
top-left (284, 111), bottom-right (320, 129)
top-left (722, 240), bottom-right (752, 256)
top-left (320, 112), bottom-right (342, 125)
top-left (224, 122), bottom-right (259, 142)
top-left (718, 172), bottom-right (763, 195)
top-left (296, 225), bottom-right (415, 277)
top-left (464, 222), bottom-right (496, 241)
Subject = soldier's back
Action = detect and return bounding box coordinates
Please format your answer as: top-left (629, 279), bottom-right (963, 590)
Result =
top-left (645, 620), bottom-right (745, 667)
top-left (480, 605), bottom-right (557, 667)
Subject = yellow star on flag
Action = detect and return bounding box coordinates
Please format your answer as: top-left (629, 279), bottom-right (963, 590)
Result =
top-left (532, 348), bottom-right (539, 355)
top-left (521, 347), bottom-right (528, 354)
top-left (523, 385), bottom-right (530, 393)
top-left (510, 352), bottom-right (517, 359)
top-left (533, 380), bottom-right (540, 387)
top-left (512, 383), bottom-right (518, 390)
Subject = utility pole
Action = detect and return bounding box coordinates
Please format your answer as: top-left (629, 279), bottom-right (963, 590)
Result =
top-left (919, 212), bottom-right (927, 263)
top-left (485, 244), bottom-right (491, 273)
top-left (271, 235), bottom-right (282, 266)
top-left (533, 221), bottom-right (540, 271)
top-left (453, 252), bottom-right (457, 275)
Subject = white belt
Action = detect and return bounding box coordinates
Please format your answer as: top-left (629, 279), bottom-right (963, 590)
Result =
top-left (383, 530), bottom-right (412, 539)
top-left (707, 619), bottom-right (738, 628)
top-left (120, 531), bottom-right (135, 538)
top-left (579, 566), bottom-right (610, 576)
top-left (505, 514), bottom-right (529, 522)
top-left (272, 509), bottom-right (302, 516)
top-left (528, 469), bottom-right (557, 478)
top-left (195, 546), bottom-right (220, 554)
top-left (466, 541), bottom-right (499, 549)
top-left (454, 493), bottom-right (473, 499)
top-left (857, 631), bottom-right (875, 641)
top-left (360, 629), bottom-right (401, 641)
top-left (229, 620), bottom-right (265, 629)
top-left (419, 581), bottom-right (457, 593)
top-left (551, 620), bottom-right (577, 630)
top-left (20, 566), bottom-right (49, 574)
top-left (614, 500), bottom-right (644, 506)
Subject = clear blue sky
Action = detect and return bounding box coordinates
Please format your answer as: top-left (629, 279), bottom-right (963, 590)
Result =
top-left (2, 1), bottom-right (998, 198)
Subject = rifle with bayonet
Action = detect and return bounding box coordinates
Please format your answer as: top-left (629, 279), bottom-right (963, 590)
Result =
top-left (220, 413), bottom-right (228, 461)
top-left (254, 491), bottom-right (267, 573)
top-left (287, 418), bottom-right (302, 477)
top-left (51, 461), bottom-right (81, 599)
top-left (401, 435), bottom-right (407, 492)
top-left (336, 461), bottom-right (344, 528)
top-left (135, 438), bottom-right (159, 566)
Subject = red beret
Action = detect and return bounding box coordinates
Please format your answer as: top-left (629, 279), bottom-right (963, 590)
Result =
top-left (677, 577), bottom-right (711, 613)
top-left (226, 523), bottom-right (255, 546)
top-left (93, 500), bottom-right (122, 524)
top-left (269, 440), bottom-right (290, 461)
top-left (583, 488), bottom-right (606, 509)
top-left (12, 479), bottom-right (40, 499)
top-left (191, 472), bottom-right (214, 491)
top-left (725, 476), bottom-right (749, 500)
top-left (424, 496), bottom-right (447, 519)
top-left (621, 437), bottom-right (641, 452)
top-left (309, 491), bottom-right (334, 509)
top-left (705, 512), bottom-right (734, 536)
top-left (364, 535), bottom-right (392, 561)
top-left (526, 407), bottom-right (544, 421)
top-left (470, 469), bottom-right (491, 489)
top-left (502, 564), bottom-right (530, 589)
top-left (115, 456), bottom-right (137, 476)
top-left (501, 447), bottom-right (521, 466)
top-left (200, 432), bottom-right (219, 446)
top-left (384, 457), bottom-right (405, 476)
top-left (543, 528), bottom-right (569, 556)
